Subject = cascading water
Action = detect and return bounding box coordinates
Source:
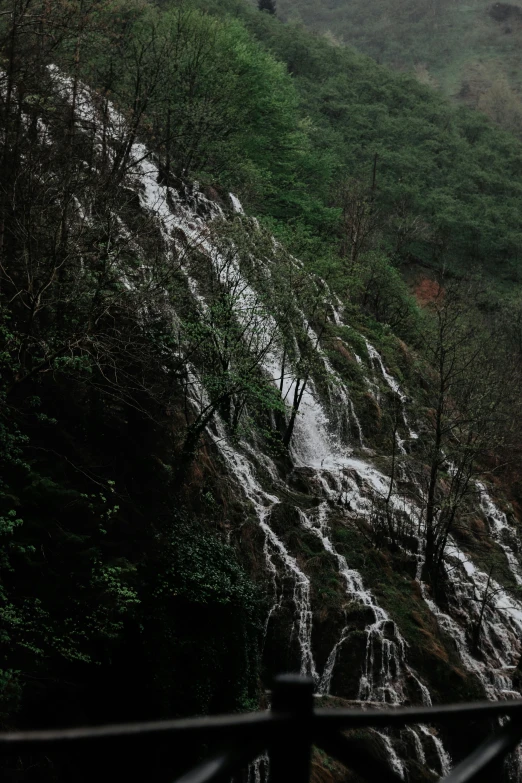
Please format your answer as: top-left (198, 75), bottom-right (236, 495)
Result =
top-left (443, 538), bottom-right (522, 698)
top-left (133, 155), bottom-right (467, 771)
top-left (209, 407), bottom-right (319, 680)
top-left (297, 503), bottom-right (407, 702)
top-left (353, 330), bottom-right (522, 708)
top-left (125, 144), bottom-right (451, 773)
top-left (49, 71), bottom-right (522, 779)
top-left (418, 725), bottom-right (452, 777)
top-left (478, 482), bottom-right (522, 587)
top-left (363, 337), bottom-right (418, 449)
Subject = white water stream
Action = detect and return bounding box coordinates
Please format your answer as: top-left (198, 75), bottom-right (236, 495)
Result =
top-left (125, 146), bottom-right (457, 776)
top-left (48, 72), bottom-right (522, 779)
top-left (478, 482), bottom-right (522, 587)
top-left (128, 146), bottom-right (522, 775)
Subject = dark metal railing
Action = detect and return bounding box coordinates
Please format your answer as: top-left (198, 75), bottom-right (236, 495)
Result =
top-left (2, 674), bottom-right (522, 783)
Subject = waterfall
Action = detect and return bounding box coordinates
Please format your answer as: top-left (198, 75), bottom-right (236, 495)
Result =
top-left (297, 504), bottom-right (408, 702)
top-left (376, 731), bottom-right (405, 779)
top-left (478, 482), bottom-right (522, 587)
top-left (211, 418), bottom-right (318, 680)
top-left (229, 193), bottom-right (245, 214)
top-left (407, 726), bottom-right (427, 766)
top-left (443, 539), bottom-right (522, 697)
top-left (50, 71), bottom-right (522, 778)
top-left (124, 143), bottom-right (451, 769)
top-left (362, 336), bottom-right (418, 446)
top-left (352, 337), bottom-right (522, 708)
top-left (129, 142), bottom-right (522, 773)
top-left (418, 724), bottom-right (452, 776)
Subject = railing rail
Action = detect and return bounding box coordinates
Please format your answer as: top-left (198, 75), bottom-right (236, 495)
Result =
top-left (2, 674), bottom-right (522, 783)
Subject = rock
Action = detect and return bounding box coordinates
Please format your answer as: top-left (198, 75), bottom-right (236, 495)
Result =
top-left (330, 630), bottom-right (368, 699)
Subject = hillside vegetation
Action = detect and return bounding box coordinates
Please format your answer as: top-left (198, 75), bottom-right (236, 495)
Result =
top-left (273, 0), bottom-right (522, 135)
top-left (186, 0), bottom-right (522, 283)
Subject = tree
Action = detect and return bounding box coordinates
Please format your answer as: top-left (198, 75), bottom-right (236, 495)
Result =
top-left (470, 564), bottom-right (495, 651)
top-left (417, 278), bottom-right (518, 586)
top-left (258, 0), bottom-right (276, 14)
top-left (355, 251), bottom-right (420, 337)
top-left (260, 253), bottom-right (333, 450)
top-left (334, 167), bottom-right (381, 269)
top-left (174, 220), bottom-right (288, 480)
top-left (279, 306), bottom-right (328, 448)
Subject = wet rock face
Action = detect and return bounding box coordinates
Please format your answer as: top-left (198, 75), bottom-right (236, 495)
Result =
top-left (96, 88), bottom-right (522, 777)
top-left (345, 601), bottom-right (378, 628)
top-left (288, 467), bottom-right (324, 495)
top-left (263, 601), bottom-right (303, 677)
top-left (330, 631), bottom-right (368, 699)
top-left (268, 502), bottom-right (302, 538)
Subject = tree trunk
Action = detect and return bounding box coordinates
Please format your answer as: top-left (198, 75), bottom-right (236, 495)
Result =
top-left (282, 373), bottom-right (309, 448)
top-left (472, 565), bottom-right (494, 650)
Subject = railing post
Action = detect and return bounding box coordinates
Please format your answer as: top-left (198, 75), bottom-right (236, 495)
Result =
top-left (269, 674), bottom-right (315, 783)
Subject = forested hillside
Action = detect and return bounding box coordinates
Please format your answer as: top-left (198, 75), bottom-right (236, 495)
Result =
top-left (2, 0), bottom-right (522, 781)
top-left (273, 0), bottom-right (522, 136)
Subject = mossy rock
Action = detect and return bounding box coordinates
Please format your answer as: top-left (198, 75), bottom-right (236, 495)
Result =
top-left (263, 602), bottom-right (302, 677)
top-left (330, 630), bottom-right (368, 699)
top-left (313, 611), bottom-right (349, 674)
top-left (311, 748), bottom-right (354, 783)
top-left (268, 502), bottom-right (302, 538)
top-left (288, 467), bottom-right (324, 494)
top-left (344, 601), bottom-right (377, 628)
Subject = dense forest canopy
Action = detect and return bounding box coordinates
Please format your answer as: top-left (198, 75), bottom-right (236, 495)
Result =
top-left (2, 0), bottom-right (522, 781)
top-left (272, 0), bottom-right (522, 136)
top-left (2, 0), bottom-right (520, 278)
top-left (181, 0), bottom-right (522, 281)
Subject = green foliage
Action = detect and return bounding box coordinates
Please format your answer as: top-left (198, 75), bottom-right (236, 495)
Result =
top-left (154, 522), bottom-right (259, 610)
top-left (273, 0), bottom-right (522, 119)
top-left (0, 398), bottom-right (262, 729)
top-left (17, 0), bottom-right (522, 280)
top-left (0, 670), bottom-right (22, 724)
top-left (0, 476), bottom-right (139, 670)
top-left (137, 518), bottom-right (263, 717)
top-left (351, 252), bottom-right (422, 338)
top-left (195, 3), bottom-right (522, 280)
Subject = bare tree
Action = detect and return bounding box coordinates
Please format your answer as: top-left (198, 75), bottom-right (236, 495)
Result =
top-left (417, 278), bottom-right (518, 585)
top-left (335, 159), bottom-right (381, 268)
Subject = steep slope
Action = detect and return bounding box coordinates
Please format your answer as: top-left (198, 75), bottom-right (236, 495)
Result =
top-left (53, 75), bottom-right (522, 778)
top-left (136, 142), bottom-right (522, 778)
top-left (2, 3), bottom-right (522, 782)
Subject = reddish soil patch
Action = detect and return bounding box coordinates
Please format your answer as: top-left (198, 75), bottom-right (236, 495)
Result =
top-left (333, 338), bottom-right (353, 361)
top-left (414, 277), bottom-right (444, 307)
